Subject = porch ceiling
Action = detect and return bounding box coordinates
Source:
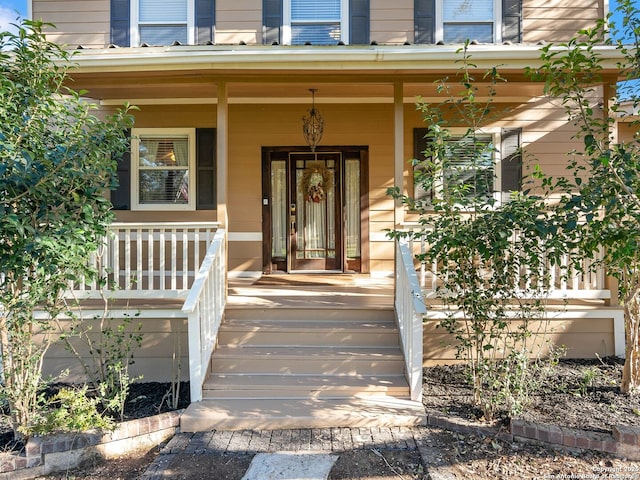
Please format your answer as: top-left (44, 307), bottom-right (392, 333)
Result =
top-left (72, 72), bottom-right (550, 103)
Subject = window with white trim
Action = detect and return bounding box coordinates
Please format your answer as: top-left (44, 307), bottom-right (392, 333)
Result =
top-left (438, 0), bottom-right (501, 43)
top-left (132, 0), bottom-right (194, 46)
top-left (132, 128), bottom-right (196, 211)
top-left (284, 0), bottom-right (348, 45)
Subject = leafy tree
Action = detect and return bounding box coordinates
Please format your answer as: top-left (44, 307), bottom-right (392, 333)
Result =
top-left (532, 0), bottom-right (640, 395)
top-left (0, 20), bottom-right (133, 438)
top-left (388, 45), bottom-right (573, 421)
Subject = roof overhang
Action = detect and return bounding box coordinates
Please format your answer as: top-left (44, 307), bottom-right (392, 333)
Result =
top-left (68, 43), bottom-right (628, 76)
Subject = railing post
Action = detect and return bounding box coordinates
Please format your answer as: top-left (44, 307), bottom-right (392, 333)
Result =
top-left (187, 308), bottom-right (203, 402)
top-left (395, 239), bottom-right (427, 402)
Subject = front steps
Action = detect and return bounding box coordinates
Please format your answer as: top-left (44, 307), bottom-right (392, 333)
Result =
top-left (181, 306), bottom-right (426, 431)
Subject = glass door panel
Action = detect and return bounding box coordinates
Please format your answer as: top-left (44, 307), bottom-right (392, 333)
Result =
top-left (291, 153), bottom-right (340, 270)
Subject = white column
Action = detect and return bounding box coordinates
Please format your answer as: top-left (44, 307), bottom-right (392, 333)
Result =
top-left (394, 81), bottom-right (405, 227)
top-left (217, 82), bottom-right (229, 228)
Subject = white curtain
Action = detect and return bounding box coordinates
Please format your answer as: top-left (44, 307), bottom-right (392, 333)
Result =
top-left (271, 161), bottom-right (287, 258)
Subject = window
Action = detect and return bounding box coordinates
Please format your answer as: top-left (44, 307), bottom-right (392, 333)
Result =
top-left (131, 129), bottom-right (196, 210)
top-left (440, 0), bottom-right (497, 43)
top-left (413, 128), bottom-right (522, 208)
top-left (414, 0), bottom-right (522, 44)
top-left (284, 0), bottom-right (347, 44)
top-left (132, 0), bottom-right (192, 46)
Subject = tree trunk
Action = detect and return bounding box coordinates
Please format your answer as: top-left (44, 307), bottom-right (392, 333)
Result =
top-left (622, 285), bottom-right (640, 395)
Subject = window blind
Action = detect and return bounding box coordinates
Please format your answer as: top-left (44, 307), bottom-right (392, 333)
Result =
top-left (443, 0), bottom-right (493, 22)
top-left (139, 0), bottom-right (188, 22)
top-left (291, 0), bottom-right (341, 21)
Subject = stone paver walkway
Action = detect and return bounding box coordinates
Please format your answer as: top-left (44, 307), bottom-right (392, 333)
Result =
top-left (140, 426), bottom-right (452, 479)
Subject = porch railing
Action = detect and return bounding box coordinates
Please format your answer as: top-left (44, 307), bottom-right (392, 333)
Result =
top-left (395, 239), bottom-right (426, 402)
top-left (183, 228), bottom-right (227, 403)
top-left (400, 222), bottom-right (610, 300)
top-left (68, 222), bottom-right (220, 298)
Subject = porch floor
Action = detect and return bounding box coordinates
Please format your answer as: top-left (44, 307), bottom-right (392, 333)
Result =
top-left (228, 274), bottom-right (394, 309)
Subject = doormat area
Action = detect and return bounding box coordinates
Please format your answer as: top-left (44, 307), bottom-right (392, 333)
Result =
top-left (253, 274), bottom-right (356, 287)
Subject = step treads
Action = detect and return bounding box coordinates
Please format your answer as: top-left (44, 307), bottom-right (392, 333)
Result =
top-left (219, 319), bottom-right (398, 332)
top-left (204, 374), bottom-right (409, 389)
top-left (212, 346), bottom-right (403, 358)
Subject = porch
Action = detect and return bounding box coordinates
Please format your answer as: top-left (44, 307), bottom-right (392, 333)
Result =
top-left (57, 220), bottom-right (623, 430)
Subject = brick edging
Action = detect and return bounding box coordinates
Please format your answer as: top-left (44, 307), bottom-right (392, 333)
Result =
top-left (426, 413), bottom-right (640, 461)
top-left (0, 410), bottom-right (182, 479)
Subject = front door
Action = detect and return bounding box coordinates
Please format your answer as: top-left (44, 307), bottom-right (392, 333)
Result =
top-left (262, 147), bottom-right (368, 273)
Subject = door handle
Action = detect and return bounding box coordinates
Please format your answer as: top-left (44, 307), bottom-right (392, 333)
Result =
top-left (290, 215), bottom-right (296, 234)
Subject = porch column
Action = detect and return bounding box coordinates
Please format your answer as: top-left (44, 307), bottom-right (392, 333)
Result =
top-left (394, 81), bottom-right (405, 226)
top-left (217, 81), bottom-right (229, 228)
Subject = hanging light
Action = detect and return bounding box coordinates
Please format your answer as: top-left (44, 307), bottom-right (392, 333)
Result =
top-left (302, 88), bottom-right (324, 152)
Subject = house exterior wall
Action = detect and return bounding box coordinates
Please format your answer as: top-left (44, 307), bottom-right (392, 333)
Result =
top-left (43, 316), bottom-right (189, 383)
top-left (31, 0), bottom-right (606, 48)
top-left (33, 0), bottom-right (110, 48)
top-left (107, 89), bottom-right (587, 276)
top-left (423, 316), bottom-right (618, 365)
top-left (370, 0), bottom-right (413, 45)
top-left (523, 0), bottom-right (605, 44)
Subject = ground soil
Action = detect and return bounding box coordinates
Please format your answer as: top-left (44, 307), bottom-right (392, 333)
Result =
top-left (6, 358), bottom-right (640, 479)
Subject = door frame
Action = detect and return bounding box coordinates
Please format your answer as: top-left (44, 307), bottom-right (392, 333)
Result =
top-left (261, 146), bottom-right (369, 274)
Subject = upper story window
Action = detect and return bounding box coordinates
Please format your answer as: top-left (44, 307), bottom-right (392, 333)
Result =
top-left (414, 0), bottom-right (521, 44)
top-left (132, 128), bottom-right (196, 211)
top-left (440, 0), bottom-right (497, 43)
top-left (132, 0), bottom-right (194, 46)
top-left (264, 0), bottom-right (369, 45)
top-left (284, 0), bottom-right (347, 45)
top-left (110, 0), bottom-right (215, 47)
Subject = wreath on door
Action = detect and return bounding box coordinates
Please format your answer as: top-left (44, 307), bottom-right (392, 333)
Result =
top-left (301, 165), bottom-right (333, 203)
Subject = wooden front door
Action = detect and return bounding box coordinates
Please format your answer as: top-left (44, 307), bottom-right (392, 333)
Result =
top-left (262, 147), bottom-right (369, 274)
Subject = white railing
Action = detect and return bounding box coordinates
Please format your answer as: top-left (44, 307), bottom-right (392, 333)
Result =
top-left (68, 222), bottom-right (220, 298)
top-left (395, 240), bottom-right (427, 402)
top-left (183, 228), bottom-right (227, 403)
top-left (400, 222), bottom-right (610, 300)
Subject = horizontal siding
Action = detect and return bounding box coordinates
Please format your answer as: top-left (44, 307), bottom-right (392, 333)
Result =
top-left (43, 316), bottom-right (189, 383)
top-left (424, 316), bottom-right (616, 364)
top-left (523, 0), bottom-right (603, 43)
top-left (29, 0), bottom-right (608, 47)
top-left (215, 0), bottom-right (262, 44)
top-left (370, 0), bottom-right (413, 45)
top-left (34, 0), bottom-right (110, 48)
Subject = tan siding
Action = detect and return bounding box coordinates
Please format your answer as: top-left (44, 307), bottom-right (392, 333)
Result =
top-left (424, 316), bottom-right (616, 365)
top-left (43, 317), bottom-right (189, 382)
top-left (34, 0), bottom-right (110, 48)
top-left (370, 0), bottom-right (413, 45)
top-left (618, 121), bottom-right (638, 144)
top-left (216, 0), bottom-right (262, 44)
top-left (523, 0), bottom-right (603, 43)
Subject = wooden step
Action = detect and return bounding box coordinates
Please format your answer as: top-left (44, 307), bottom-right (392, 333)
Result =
top-left (209, 346), bottom-right (404, 376)
top-left (181, 397), bottom-right (426, 432)
top-left (225, 306), bottom-right (395, 322)
top-left (187, 295), bottom-right (421, 431)
top-left (218, 319), bottom-right (400, 347)
top-left (202, 374), bottom-right (410, 399)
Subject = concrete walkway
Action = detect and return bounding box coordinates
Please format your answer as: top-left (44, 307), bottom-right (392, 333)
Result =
top-left (140, 426), bottom-right (454, 479)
